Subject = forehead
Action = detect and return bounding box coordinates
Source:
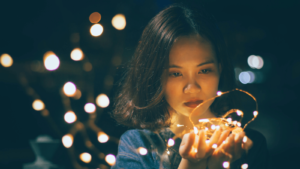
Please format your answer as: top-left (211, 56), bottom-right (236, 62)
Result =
top-left (169, 35), bottom-right (216, 64)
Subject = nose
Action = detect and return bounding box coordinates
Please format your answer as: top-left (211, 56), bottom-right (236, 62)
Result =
top-left (183, 79), bottom-right (201, 94)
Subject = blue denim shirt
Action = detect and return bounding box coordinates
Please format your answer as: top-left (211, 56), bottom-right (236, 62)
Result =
top-left (112, 128), bottom-right (268, 169)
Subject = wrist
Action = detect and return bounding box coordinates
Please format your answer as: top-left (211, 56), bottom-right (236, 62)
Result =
top-left (178, 158), bottom-right (207, 169)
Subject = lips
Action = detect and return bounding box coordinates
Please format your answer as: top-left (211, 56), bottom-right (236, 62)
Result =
top-left (184, 100), bottom-right (203, 108)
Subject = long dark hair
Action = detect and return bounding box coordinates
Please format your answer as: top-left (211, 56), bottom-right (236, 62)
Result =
top-left (112, 4), bottom-right (235, 131)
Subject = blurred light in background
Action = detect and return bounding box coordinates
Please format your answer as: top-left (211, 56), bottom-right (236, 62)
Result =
top-left (72, 89), bottom-right (82, 100)
top-left (90, 23), bottom-right (103, 37)
top-left (70, 48), bottom-right (84, 61)
top-left (62, 134), bottom-right (73, 148)
top-left (138, 147), bottom-right (148, 155)
top-left (112, 14), bottom-right (126, 30)
top-left (80, 152), bottom-right (92, 163)
top-left (0, 53), bottom-right (13, 67)
top-left (63, 82), bottom-right (77, 97)
top-left (84, 103), bottom-right (96, 113)
top-left (89, 12), bottom-right (101, 23)
top-left (96, 94), bottom-right (110, 108)
top-left (239, 71), bottom-right (255, 84)
top-left (248, 55), bottom-right (264, 69)
top-left (98, 131), bottom-right (109, 143)
top-left (43, 51), bottom-right (60, 71)
top-left (64, 111), bottom-right (77, 124)
top-left (105, 154), bottom-right (116, 166)
top-left (32, 99), bottom-right (45, 111)
top-left (241, 163), bottom-right (248, 169)
top-left (70, 33), bottom-right (80, 43)
top-left (83, 62), bottom-right (92, 72)
top-left (223, 161), bottom-right (229, 168)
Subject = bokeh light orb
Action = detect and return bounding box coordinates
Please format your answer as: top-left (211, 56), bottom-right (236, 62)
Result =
top-left (63, 82), bottom-right (77, 97)
top-left (238, 71), bottom-right (255, 84)
top-left (167, 138), bottom-right (175, 147)
top-left (111, 14), bottom-right (126, 30)
top-left (90, 23), bottom-right (103, 37)
top-left (105, 154), bottom-right (116, 166)
top-left (80, 152), bottom-right (92, 163)
top-left (223, 161), bottom-right (229, 168)
top-left (84, 103), bottom-right (96, 113)
top-left (43, 51), bottom-right (60, 71)
top-left (64, 111), bottom-right (77, 124)
top-left (62, 134), bottom-right (73, 148)
top-left (96, 94), bottom-right (110, 108)
top-left (98, 132), bottom-right (109, 143)
top-left (32, 99), bottom-right (45, 111)
top-left (0, 53), bottom-right (13, 67)
top-left (72, 89), bottom-right (82, 100)
top-left (70, 48), bottom-right (84, 61)
top-left (138, 147), bottom-right (148, 155)
top-left (241, 163), bottom-right (248, 169)
top-left (89, 12), bottom-right (101, 23)
top-left (247, 55), bottom-right (264, 69)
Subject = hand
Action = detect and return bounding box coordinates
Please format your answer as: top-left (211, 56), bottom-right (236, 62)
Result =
top-left (178, 128), bottom-right (225, 169)
top-left (207, 129), bottom-right (253, 169)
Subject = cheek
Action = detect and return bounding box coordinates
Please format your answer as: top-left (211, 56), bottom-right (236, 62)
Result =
top-left (164, 80), bottom-right (182, 103)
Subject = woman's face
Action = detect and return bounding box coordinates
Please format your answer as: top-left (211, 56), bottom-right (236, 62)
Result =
top-left (164, 34), bottom-right (221, 117)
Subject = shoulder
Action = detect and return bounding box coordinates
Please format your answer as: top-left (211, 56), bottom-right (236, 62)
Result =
top-left (119, 129), bottom-right (159, 149)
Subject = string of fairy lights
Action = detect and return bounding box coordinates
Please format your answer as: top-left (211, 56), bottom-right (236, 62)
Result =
top-left (0, 10), bottom-right (262, 169)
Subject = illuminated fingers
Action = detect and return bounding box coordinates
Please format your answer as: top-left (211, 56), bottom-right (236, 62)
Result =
top-left (179, 131), bottom-right (195, 158)
top-left (206, 128), bottom-right (222, 154)
top-left (196, 130), bottom-right (206, 158)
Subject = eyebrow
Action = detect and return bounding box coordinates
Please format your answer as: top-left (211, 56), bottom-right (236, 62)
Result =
top-left (169, 60), bottom-right (215, 68)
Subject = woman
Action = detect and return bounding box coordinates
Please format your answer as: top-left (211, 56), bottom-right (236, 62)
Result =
top-left (111, 4), bottom-right (268, 169)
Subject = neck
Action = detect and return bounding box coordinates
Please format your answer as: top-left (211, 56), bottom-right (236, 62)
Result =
top-left (169, 109), bottom-right (216, 139)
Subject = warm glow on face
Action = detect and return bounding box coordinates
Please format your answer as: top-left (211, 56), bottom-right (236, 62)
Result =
top-left (90, 23), bottom-right (103, 37)
top-left (64, 111), bottom-right (77, 123)
top-left (167, 138), bottom-right (175, 147)
top-left (63, 82), bottom-right (76, 97)
top-left (70, 48), bottom-right (84, 61)
top-left (96, 94), bottom-right (110, 108)
top-left (84, 103), bottom-right (96, 113)
top-left (111, 14), bottom-right (126, 30)
top-left (43, 51), bottom-right (60, 71)
top-left (80, 152), bottom-right (92, 163)
top-left (62, 134), bottom-right (73, 148)
top-left (32, 99), bottom-right (45, 111)
top-left (105, 154), bottom-right (116, 166)
top-left (89, 12), bottom-right (101, 23)
top-left (98, 132), bottom-right (109, 143)
top-left (223, 161), bottom-right (229, 168)
top-left (138, 147), bottom-right (148, 155)
top-left (0, 53), bottom-right (13, 67)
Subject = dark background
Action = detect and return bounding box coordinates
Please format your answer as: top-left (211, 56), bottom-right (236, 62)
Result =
top-left (0, 0), bottom-right (299, 168)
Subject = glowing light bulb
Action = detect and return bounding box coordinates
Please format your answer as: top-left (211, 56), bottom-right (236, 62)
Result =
top-left (32, 99), bottom-right (45, 111)
top-left (70, 48), bottom-right (84, 61)
top-left (237, 122), bottom-right (241, 127)
top-left (105, 154), bottom-right (116, 166)
top-left (98, 132), bottom-right (109, 143)
top-left (96, 94), bottom-right (110, 108)
top-left (212, 144), bottom-right (217, 149)
top-left (216, 125), bottom-right (220, 130)
top-left (199, 119), bottom-right (209, 123)
top-left (253, 111), bottom-right (258, 117)
top-left (84, 103), bottom-right (96, 113)
top-left (90, 23), bottom-right (103, 37)
top-left (211, 125), bottom-right (216, 130)
top-left (138, 147), bottom-right (148, 155)
top-left (167, 138), bottom-right (175, 147)
top-left (236, 110), bottom-right (242, 116)
top-left (43, 51), bottom-right (60, 71)
top-left (177, 124), bottom-right (184, 127)
top-left (111, 14), bottom-right (126, 30)
top-left (63, 82), bottom-right (76, 97)
top-left (241, 163), bottom-right (248, 169)
top-left (62, 134), bottom-right (73, 148)
top-left (243, 136), bottom-right (247, 143)
top-left (64, 111), bottom-right (77, 123)
top-left (223, 161), bottom-right (229, 168)
top-left (206, 140), bottom-right (210, 144)
top-left (233, 121), bottom-right (237, 125)
top-left (194, 127), bottom-right (198, 134)
top-left (0, 53), bottom-right (13, 67)
top-left (217, 91), bottom-right (222, 96)
top-left (89, 12), bottom-right (101, 23)
top-left (226, 118), bottom-right (232, 123)
top-left (167, 150), bottom-right (170, 155)
top-left (80, 152), bottom-right (92, 163)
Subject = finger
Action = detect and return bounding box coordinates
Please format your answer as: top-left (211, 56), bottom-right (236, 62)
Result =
top-left (225, 134), bottom-right (235, 154)
top-left (217, 130), bottom-right (231, 146)
top-left (196, 130), bottom-right (206, 158)
top-left (206, 128), bottom-right (221, 153)
top-left (234, 132), bottom-right (245, 159)
top-left (179, 131), bottom-right (195, 158)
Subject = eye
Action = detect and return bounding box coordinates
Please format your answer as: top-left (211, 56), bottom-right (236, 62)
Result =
top-left (199, 69), bottom-right (211, 74)
top-left (169, 72), bottom-right (182, 77)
